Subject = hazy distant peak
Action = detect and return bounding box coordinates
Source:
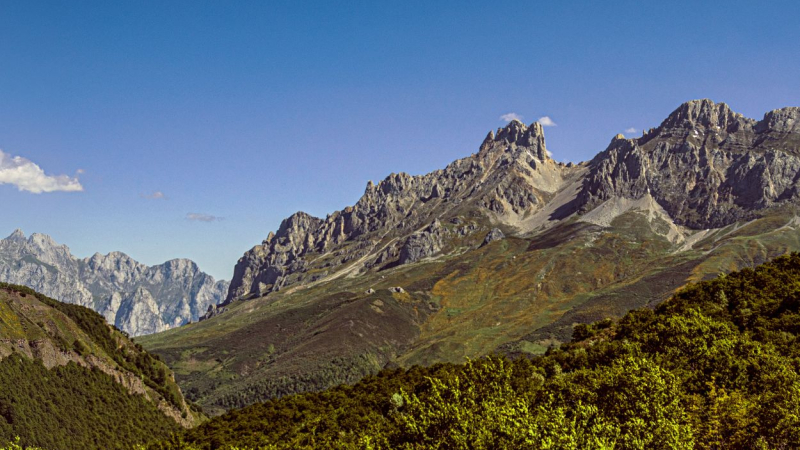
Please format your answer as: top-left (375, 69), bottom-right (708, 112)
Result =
top-left (0, 231), bottom-right (229, 336)
top-left (27, 233), bottom-right (67, 252)
top-left (158, 258), bottom-right (201, 273)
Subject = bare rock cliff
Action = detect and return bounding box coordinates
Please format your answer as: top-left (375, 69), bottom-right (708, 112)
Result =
top-left (578, 99), bottom-right (800, 228)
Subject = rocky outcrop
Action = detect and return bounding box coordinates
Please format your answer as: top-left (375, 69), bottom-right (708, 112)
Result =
top-left (482, 228), bottom-right (505, 246)
top-left (577, 100), bottom-right (800, 228)
top-left (0, 286), bottom-right (201, 428)
top-left (0, 231), bottom-right (229, 336)
top-left (398, 219), bottom-right (449, 264)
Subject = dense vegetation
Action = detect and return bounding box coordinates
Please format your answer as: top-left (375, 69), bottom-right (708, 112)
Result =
top-left (148, 253), bottom-right (800, 449)
top-left (0, 437), bottom-right (44, 450)
top-left (0, 283), bottom-right (199, 449)
top-left (212, 354), bottom-right (383, 411)
top-left (0, 354), bottom-right (180, 449)
top-left (0, 283), bottom-right (184, 409)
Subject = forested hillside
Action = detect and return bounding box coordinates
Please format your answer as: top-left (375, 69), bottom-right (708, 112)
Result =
top-left (0, 284), bottom-right (202, 450)
top-left (149, 253), bottom-right (800, 449)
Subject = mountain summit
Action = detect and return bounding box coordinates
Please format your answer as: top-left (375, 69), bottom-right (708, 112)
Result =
top-left (580, 99), bottom-right (800, 227)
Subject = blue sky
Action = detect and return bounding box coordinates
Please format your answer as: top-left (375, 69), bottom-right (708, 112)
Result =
top-left (1, 1), bottom-right (799, 280)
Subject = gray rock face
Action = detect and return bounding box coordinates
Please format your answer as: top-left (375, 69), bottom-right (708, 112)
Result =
top-left (398, 219), bottom-right (448, 264)
top-left (0, 231), bottom-right (229, 336)
top-left (482, 228), bottom-right (505, 246)
top-left (578, 100), bottom-right (800, 228)
top-left (227, 100), bottom-right (800, 302)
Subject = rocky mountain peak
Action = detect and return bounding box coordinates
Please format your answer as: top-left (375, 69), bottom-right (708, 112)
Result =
top-left (160, 258), bottom-right (200, 276)
top-left (226, 114), bottom-right (570, 302)
top-left (480, 119), bottom-right (550, 161)
top-left (23, 233), bottom-right (74, 266)
top-left (6, 228), bottom-right (26, 241)
top-left (29, 232), bottom-right (59, 248)
top-left (276, 212), bottom-right (322, 238)
top-left (580, 100), bottom-right (800, 228)
top-left (658, 99), bottom-right (754, 133)
top-left (85, 251), bottom-right (142, 272)
top-left (495, 119), bottom-right (527, 142)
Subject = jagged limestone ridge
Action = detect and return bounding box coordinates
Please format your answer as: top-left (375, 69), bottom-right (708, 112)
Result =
top-left (579, 99), bottom-right (800, 228)
top-left (227, 100), bottom-right (800, 302)
top-left (226, 119), bottom-right (569, 301)
top-left (0, 232), bottom-right (230, 336)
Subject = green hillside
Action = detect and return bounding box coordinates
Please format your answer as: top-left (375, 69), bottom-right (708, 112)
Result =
top-left (0, 283), bottom-right (203, 450)
top-left (149, 252), bottom-right (800, 449)
top-left (139, 208), bottom-right (800, 414)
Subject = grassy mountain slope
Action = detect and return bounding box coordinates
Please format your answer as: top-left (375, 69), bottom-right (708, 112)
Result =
top-left (140, 205), bottom-right (800, 415)
top-left (151, 252), bottom-right (800, 449)
top-left (0, 283), bottom-right (204, 449)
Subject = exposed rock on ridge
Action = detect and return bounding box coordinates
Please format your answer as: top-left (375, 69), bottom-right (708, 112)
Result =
top-left (482, 227), bottom-right (505, 246)
top-left (398, 219), bottom-right (449, 264)
top-left (0, 285), bottom-right (201, 428)
top-left (0, 231), bottom-right (229, 336)
top-left (228, 101), bottom-right (800, 302)
top-left (579, 99), bottom-right (800, 228)
top-left (226, 118), bottom-right (573, 301)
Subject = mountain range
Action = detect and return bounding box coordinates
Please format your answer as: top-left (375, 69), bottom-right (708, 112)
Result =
top-left (0, 230), bottom-right (229, 336)
top-left (140, 99), bottom-right (800, 414)
top-left (115, 99), bottom-right (800, 414)
top-left (4, 97), bottom-right (799, 448)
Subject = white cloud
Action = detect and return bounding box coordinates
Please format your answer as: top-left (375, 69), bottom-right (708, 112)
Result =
top-left (500, 113), bottom-right (523, 122)
top-left (625, 127), bottom-right (638, 134)
top-left (538, 116), bottom-right (557, 127)
top-left (186, 213), bottom-right (222, 222)
top-left (0, 150), bottom-right (83, 194)
top-left (141, 191), bottom-right (166, 200)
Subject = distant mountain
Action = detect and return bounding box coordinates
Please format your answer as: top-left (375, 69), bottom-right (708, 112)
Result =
top-left (0, 283), bottom-right (202, 450)
top-left (0, 230), bottom-right (229, 336)
top-left (141, 99), bottom-right (800, 415)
